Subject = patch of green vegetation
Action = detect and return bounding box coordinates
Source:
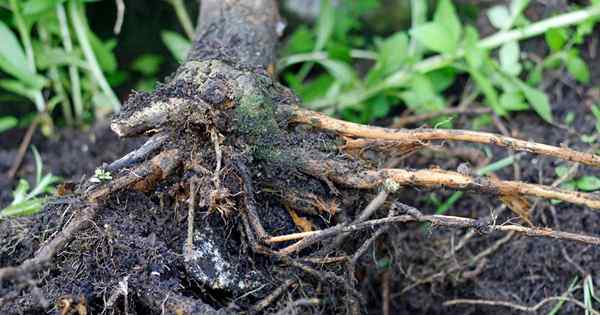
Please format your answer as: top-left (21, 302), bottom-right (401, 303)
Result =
top-left (0, 0), bottom-right (121, 131)
top-left (0, 146), bottom-right (60, 219)
top-left (279, 0), bottom-right (600, 124)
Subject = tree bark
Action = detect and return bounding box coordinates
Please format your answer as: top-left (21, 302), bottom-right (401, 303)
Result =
top-left (188, 0), bottom-right (281, 68)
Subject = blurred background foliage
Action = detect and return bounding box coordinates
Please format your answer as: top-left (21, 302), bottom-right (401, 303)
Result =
top-left (0, 0), bottom-right (599, 133)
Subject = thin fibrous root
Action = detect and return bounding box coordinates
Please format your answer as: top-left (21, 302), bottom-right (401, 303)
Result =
top-left (290, 107), bottom-right (600, 168)
top-left (302, 159), bottom-right (600, 209)
top-left (269, 203), bottom-right (600, 254)
top-left (444, 298), bottom-right (600, 315)
top-left (0, 206), bottom-right (96, 282)
top-left (0, 148), bottom-right (183, 283)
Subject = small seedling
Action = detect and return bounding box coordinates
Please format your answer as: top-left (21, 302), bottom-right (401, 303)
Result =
top-left (90, 168), bottom-right (112, 183)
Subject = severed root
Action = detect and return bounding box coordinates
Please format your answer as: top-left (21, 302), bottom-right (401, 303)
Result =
top-left (269, 202), bottom-right (600, 255)
top-left (301, 159), bottom-right (600, 210)
top-left (106, 133), bottom-right (169, 172)
top-left (290, 107), bottom-right (600, 168)
top-left (88, 148), bottom-right (182, 202)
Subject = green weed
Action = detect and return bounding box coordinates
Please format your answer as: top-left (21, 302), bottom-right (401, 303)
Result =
top-left (280, 0), bottom-right (600, 124)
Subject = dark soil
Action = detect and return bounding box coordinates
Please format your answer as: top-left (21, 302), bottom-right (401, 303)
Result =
top-left (2, 81), bottom-right (600, 314)
top-left (3, 5), bottom-right (600, 315)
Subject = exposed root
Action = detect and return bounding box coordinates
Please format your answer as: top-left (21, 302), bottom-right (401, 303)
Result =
top-left (234, 159), bottom-right (269, 241)
top-left (253, 278), bottom-right (297, 313)
top-left (291, 107), bottom-right (600, 168)
top-left (302, 159), bottom-right (600, 209)
top-left (88, 148), bottom-right (182, 202)
top-left (0, 206), bottom-right (96, 282)
top-left (268, 202), bottom-right (600, 254)
top-left (444, 297), bottom-right (600, 314)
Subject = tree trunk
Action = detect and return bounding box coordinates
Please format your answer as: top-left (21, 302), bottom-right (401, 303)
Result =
top-left (189, 0), bottom-right (281, 68)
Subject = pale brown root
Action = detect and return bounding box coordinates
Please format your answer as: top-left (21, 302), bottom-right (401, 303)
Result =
top-left (269, 203), bottom-right (600, 254)
top-left (253, 278), bottom-right (297, 313)
top-left (290, 107), bottom-right (600, 168)
top-left (301, 159), bottom-right (600, 209)
top-left (443, 298), bottom-right (599, 314)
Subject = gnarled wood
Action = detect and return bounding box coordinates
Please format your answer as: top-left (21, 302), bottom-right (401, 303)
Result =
top-left (189, 0), bottom-right (281, 68)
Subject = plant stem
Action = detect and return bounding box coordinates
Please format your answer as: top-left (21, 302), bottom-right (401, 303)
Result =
top-left (57, 3), bottom-right (83, 123)
top-left (408, 0), bottom-right (426, 58)
top-left (168, 0), bottom-right (195, 40)
top-left (308, 4), bottom-right (600, 109)
top-left (278, 49), bottom-right (377, 70)
top-left (38, 25), bottom-right (73, 125)
top-left (68, 0), bottom-right (121, 112)
top-left (9, 0), bottom-right (45, 112)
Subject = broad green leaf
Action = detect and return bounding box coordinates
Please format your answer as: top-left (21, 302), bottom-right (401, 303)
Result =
top-left (591, 105), bottom-right (600, 132)
top-left (499, 91), bottom-right (528, 111)
top-left (0, 79), bottom-right (39, 101)
top-left (315, 59), bottom-right (355, 85)
top-left (315, 0), bottom-right (334, 51)
top-left (367, 94), bottom-right (390, 120)
top-left (545, 28), bottom-right (568, 52)
top-left (0, 198), bottom-right (43, 218)
top-left (291, 73), bottom-right (334, 104)
top-left (575, 19), bottom-right (596, 44)
top-left (376, 32), bottom-right (408, 75)
top-left (518, 82), bottom-right (553, 123)
top-left (326, 41), bottom-right (351, 62)
top-left (509, 0), bottom-right (530, 17)
top-left (554, 165), bottom-right (570, 178)
top-left (12, 179), bottom-right (30, 204)
top-left (411, 22), bottom-right (456, 54)
top-left (131, 54), bottom-right (163, 76)
top-left (576, 176), bottom-right (600, 191)
top-left (427, 67), bottom-right (456, 92)
top-left (399, 74), bottom-right (445, 114)
top-left (499, 41), bottom-right (521, 75)
top-left (34, 45), bottom-right (87, 69)
top-left (0, 20), bottom-right (28, 70)
top-left (469, 68), bottom-right (504, 116)
top-left (284, 26), bottom-right (315, 55)
top-left (463, 26), bottom-right (486, 69)
top-left (161, 30), bottom-right (191, 63)
top-left (565, 53), bottom-right (590, 84)
top-left (22, 0), bottom-right (65, 15)
top-left (0, 21), bottom-right (46, 88)
top-left (433, 0), bottom-right (462, 43)
top-left (487, 6), bottom-right (510, 29)
top-left (0, 116), bottom-right (18, 133)
top-left (87, 30), bottom-right (117, 73)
